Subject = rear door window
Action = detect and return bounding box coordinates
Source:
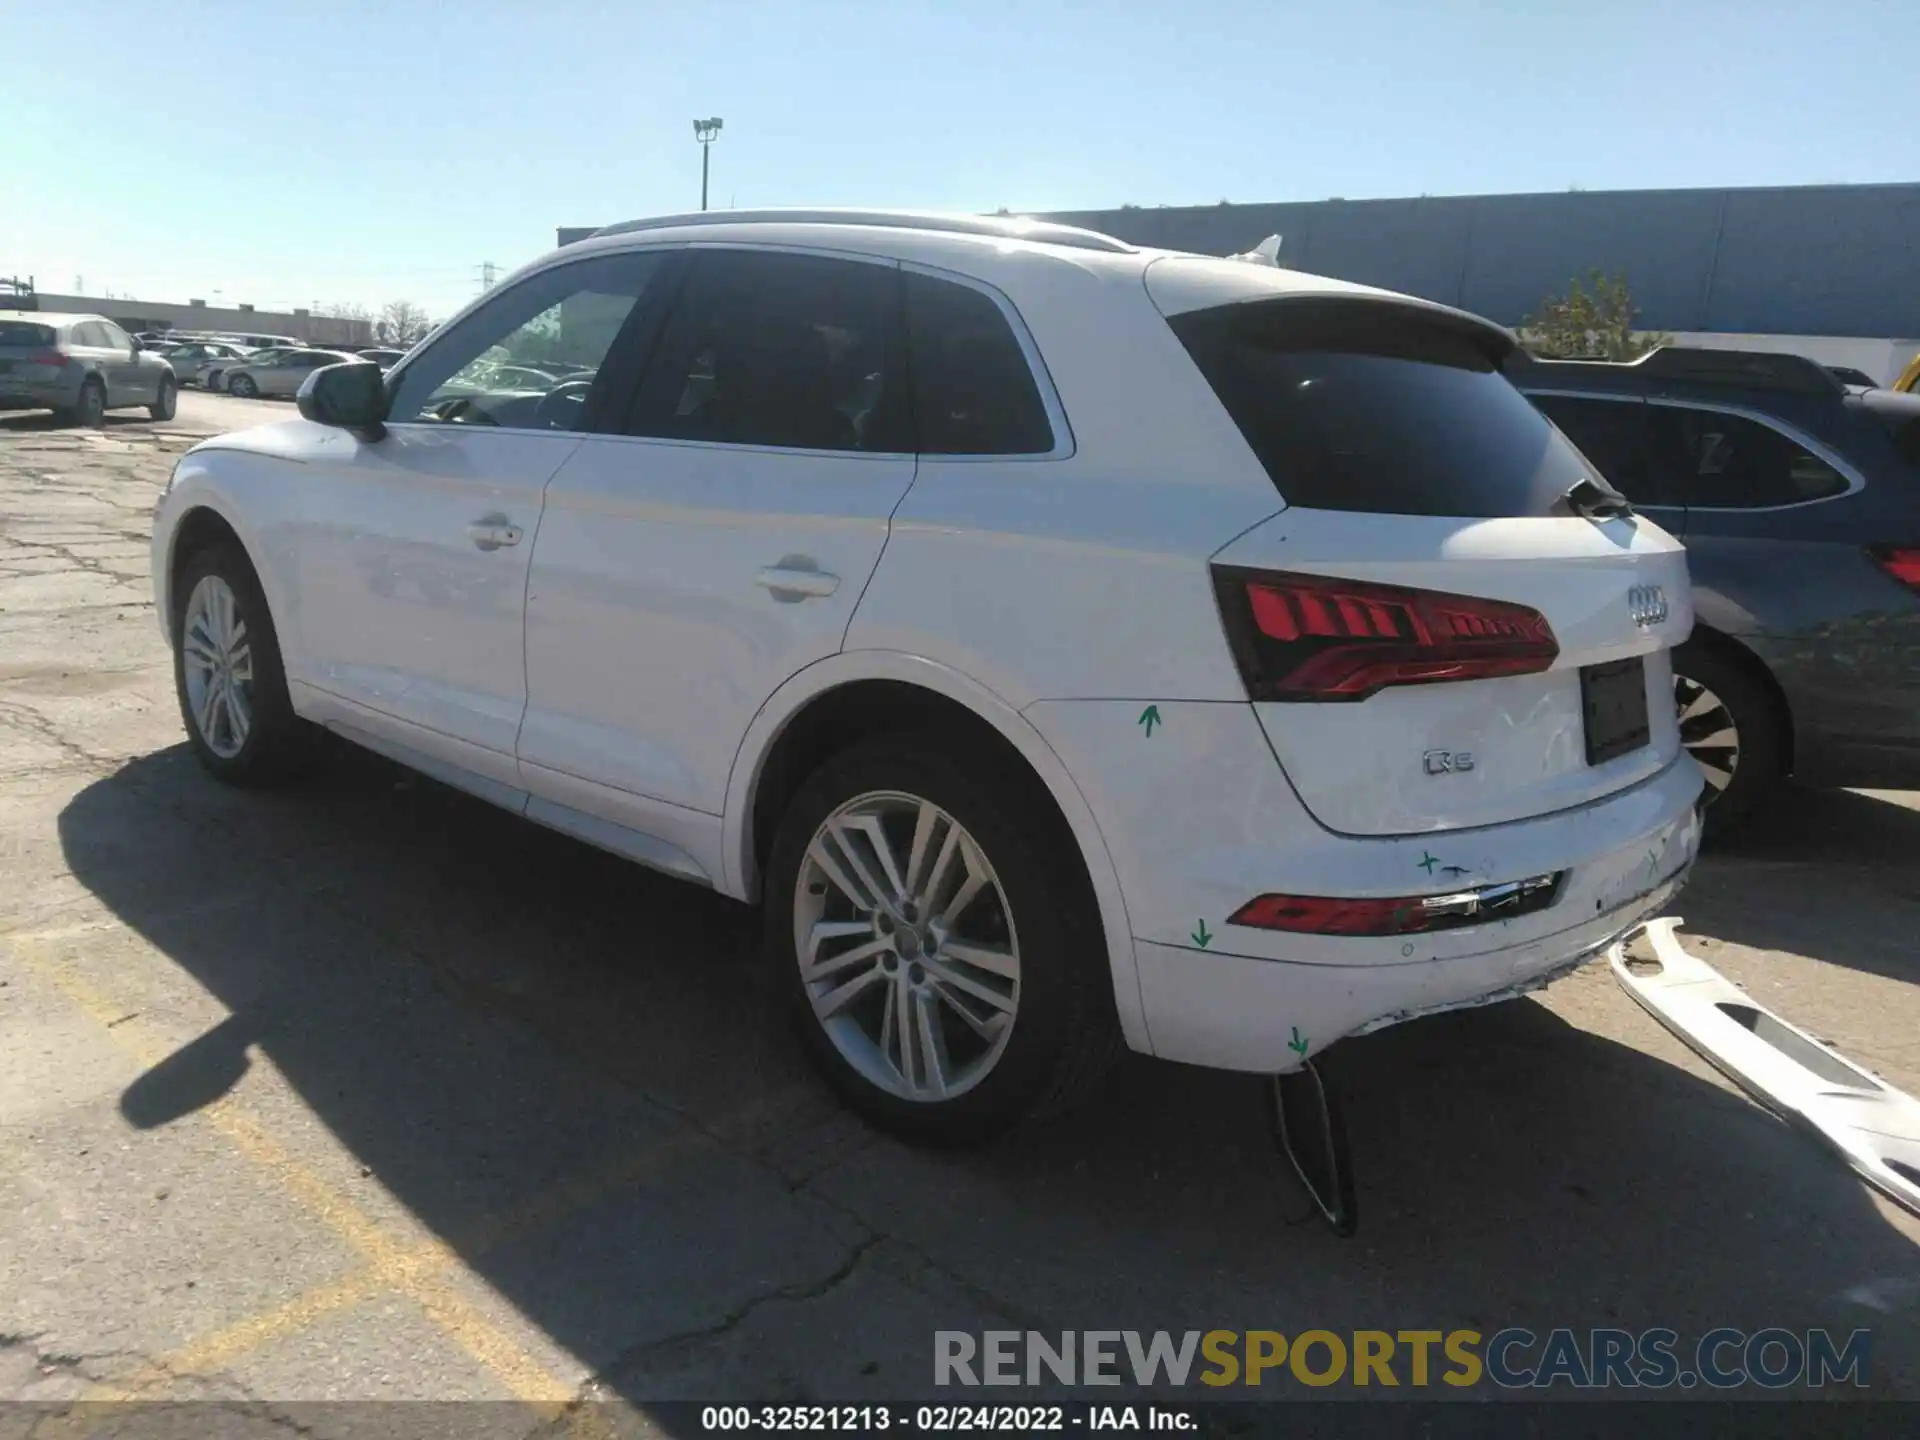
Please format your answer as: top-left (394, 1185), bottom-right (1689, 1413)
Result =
top-left (1168, 298), bottom-right (1589, 517)
top-left (904, 272), bottom-right (1055, 455)
top-left (1529, 394), bottom-right (1684, 508)
top-left (1648, 404), bottom-right (1851, 508)
top-left (625, 249), bottom-right (907, 453)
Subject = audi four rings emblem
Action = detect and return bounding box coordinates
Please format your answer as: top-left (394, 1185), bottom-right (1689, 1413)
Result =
top-left (1628, 584), bottom-right (1669, 628)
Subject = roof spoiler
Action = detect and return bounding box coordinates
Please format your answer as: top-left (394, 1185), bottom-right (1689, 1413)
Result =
top-left (1506, 345), bottom-right (1844, 397)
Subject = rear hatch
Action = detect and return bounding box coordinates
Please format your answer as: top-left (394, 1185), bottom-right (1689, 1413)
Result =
top-left (1152, 261), bottom-right (1692, 836)
top-left (0, 320), bottom-right (60, 384)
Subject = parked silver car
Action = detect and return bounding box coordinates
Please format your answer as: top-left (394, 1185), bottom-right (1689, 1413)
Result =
top-left (200, 346), bottom-right (303, 393)
top-left (0, 311), bottom-right (178, 425)
top-left (223, 348), bottom-right (359, 399)
top-left (159, 339), bottom-right (252, 385)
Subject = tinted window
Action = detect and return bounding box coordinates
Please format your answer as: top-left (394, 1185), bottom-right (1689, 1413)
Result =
top-left (1529, 394), bottom-right (1685, 507)
top-left (69, 322), bottom-right (104, 347)
top-left (98, 321), bottom-right (133, 349)
top-left (1170, 299), bottom-right (1587, 517)
top-left (1649, 405), bottom-right (1850, 508)
top-left (390, 251), bottom-right (662, 431)
top-left (627, 250), bottom-right (905, 453)
top-left (0, 322), bottom-right (55, 347)
top-left (905, 272), bottom-right (1053, 455)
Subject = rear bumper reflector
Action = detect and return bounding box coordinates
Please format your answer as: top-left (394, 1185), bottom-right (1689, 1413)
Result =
top-left (1611, 917), bottom-right (1920, 1219)
top-left (1228, 871), bottom-right (1562, 937)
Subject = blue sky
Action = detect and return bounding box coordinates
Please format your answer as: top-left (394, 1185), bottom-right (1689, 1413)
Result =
top-left (3, 0), bottom-right (1910, 320)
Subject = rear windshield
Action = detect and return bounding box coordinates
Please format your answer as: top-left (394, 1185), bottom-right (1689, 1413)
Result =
top-left (0, 322), bottom-right (55, 348)
top-left (1168, 299), bottom-right (1592, 517)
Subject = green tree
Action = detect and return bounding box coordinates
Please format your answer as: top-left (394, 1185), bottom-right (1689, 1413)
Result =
top-left (1520, 271), bottom-right (1668, 361)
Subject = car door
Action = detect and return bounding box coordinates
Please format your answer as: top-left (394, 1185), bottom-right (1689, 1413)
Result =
top-left (272, 249), bottom-right (669, 792)
top-left (517, 246), bottom-right (917, 832)
top-left (96, 320), bottom-right (143, 405)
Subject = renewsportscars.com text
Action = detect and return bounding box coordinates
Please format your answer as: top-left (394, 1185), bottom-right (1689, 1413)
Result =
top-left (934, 1328), bottom-right (1871, 1390)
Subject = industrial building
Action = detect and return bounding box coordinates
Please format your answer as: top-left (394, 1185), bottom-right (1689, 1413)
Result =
top-left (560, 181), bottom-right (1920, 383)
top-left (0, 279), bottom-right (372, 348)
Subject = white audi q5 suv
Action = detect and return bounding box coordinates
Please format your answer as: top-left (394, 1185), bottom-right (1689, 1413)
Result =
top-left (150, 210), bottom-right (1702, 1145)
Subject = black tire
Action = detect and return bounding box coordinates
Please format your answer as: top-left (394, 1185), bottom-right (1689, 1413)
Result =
top-left (764, 734), bottom-right (1121, 1147)
top-left (150, 375), bottom-right (178, 422)
top-left (171, 541), bottom-right (311, 786)
top-left (1671, 639), bottom-right (1785, 837)
top-left (228, 372), bottom-right (258, 399)
top-left (73, 377), bottom-right (106, 428)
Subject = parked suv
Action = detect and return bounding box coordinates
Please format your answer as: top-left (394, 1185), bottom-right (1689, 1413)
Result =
top-left (151, 211), bottom-right (1701, 1142)
top-left (0, 311), bottom-right (178, 425)
top-left (1512, 348), bottom-right (1920, 830)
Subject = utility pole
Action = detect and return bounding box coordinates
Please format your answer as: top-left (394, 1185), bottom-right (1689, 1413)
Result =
top-left (693, 118), bottom-right (723, 211)
top-left (476, 261), bottom-right (498, 293)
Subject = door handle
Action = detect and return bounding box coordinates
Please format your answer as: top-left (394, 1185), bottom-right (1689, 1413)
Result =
top-left (755, 564), bottom-right (840, 600)
top-left (468, 516), bottom-right (523, 551)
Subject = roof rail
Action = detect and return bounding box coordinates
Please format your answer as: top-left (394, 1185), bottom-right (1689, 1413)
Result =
top-left (588, 208), bottom-right (1135, 254)
top-left (1507, 344), bottom-right (1844, 397)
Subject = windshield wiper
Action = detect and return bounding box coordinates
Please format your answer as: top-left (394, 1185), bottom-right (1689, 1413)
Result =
top-left (1562, 477), bottom-right (1635, 521)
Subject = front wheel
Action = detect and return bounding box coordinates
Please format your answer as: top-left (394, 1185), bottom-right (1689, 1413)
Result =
top-left (228, 372), bottom-right (259, 399)
top-left (764, 736), bottom-right (1120, 1146)
top-left (150, 375), bottom-right (177, 422)
top-left (1672, 641), bottom-right (1784, 836)
top-left (172, 542), bottom-right (310, 785)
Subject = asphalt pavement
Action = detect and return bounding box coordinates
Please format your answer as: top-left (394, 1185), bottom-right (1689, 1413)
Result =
top-left (3, 392), bottom-right (1917, 1423)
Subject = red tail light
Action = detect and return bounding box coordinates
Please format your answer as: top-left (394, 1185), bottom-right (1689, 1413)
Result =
top-left (27, 349), bottom-right (67, 368)
top-left (1211, 566), bottom-right (1559, 702)
top-left (1869, 546), bottom-right (1920, 592)
top-left (1229, 873), bottom-right (1562, 937)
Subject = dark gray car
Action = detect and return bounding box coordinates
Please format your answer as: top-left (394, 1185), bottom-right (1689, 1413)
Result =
top-left (1511, 347), bottom-right (1920, 832)
top-left (0, 310), bottom-right (178, 425)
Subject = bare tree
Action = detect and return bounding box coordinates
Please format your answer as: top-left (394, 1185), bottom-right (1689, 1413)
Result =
top-left (377, 300), bottom-right (433, 346)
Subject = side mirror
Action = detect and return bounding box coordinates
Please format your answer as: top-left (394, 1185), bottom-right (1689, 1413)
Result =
top-left (298, 360), bottom-right (390, 439)
top-left (130, 337), bottom-right (143, 352)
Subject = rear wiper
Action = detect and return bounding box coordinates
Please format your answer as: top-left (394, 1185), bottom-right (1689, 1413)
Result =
top-left (1561, 477), bottom-right (1635, 521)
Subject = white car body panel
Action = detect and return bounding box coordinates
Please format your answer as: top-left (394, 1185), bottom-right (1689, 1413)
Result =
top-left (150, 213), bottom-right (1707, 1084)
top-left (1214, 508), bottom-right (1694, 835)
top-left (519, 432), bottom-right (916, 816)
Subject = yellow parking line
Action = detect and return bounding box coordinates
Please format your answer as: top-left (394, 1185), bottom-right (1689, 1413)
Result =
top-left (8, 934), bottom-right (577, 1403)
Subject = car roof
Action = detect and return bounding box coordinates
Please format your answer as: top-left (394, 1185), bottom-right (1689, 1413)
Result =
top-left (1507, 346), bottom-right (1847, 399)
top-left (1, 310), bottom-right (103, 327)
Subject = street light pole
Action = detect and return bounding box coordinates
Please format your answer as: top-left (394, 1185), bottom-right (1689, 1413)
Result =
top-left (693, 117), bottom-right (724, 210)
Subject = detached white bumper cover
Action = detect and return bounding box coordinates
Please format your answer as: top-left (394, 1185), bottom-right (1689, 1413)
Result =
top-left (1611, 918), bottom-right (1920, 1219)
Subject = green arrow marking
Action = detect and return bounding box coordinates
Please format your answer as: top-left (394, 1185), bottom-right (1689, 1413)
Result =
top-left (1287, 1026), bottom-right (1309, 1057)
top-left (1418, 851), bottom-right (1440, 875)
top-left (1191, 919), bottom-right (1211, 948)
top-left (1138, 704), bottom-right (1162, 738)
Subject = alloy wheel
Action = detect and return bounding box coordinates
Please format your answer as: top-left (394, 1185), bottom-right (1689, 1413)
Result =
top-left (1674, 673), bottom-right (1739, 799)
top-left (181, 574), bottom-right (255, 759)
top-left (793, 791), bottom-right (1021, 1102)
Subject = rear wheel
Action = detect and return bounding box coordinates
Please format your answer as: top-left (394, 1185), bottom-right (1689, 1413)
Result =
top-left (73, 377), bottom-right (107, 427)
top-left (764, 735), bottom-right (1119, 1146)
top-left (150, 375), bottom-right (177, 422)
top-left (1671, 641), bottom-right (1784, 835)
top-left (171, 542), bottom-right (310, 785)
top-left (228, 372), bottom-right (259, 399)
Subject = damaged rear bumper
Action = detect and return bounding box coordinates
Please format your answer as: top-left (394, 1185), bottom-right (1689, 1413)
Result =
top-left (1610, 917), bottom-right (1920, 1219)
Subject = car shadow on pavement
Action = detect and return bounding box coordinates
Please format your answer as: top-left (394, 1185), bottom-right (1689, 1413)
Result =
top-left (57, 744), bottom-right (1920, 1403)
top-left (1681, 784), bottom-right (1920, 986)
top-left (0, 411), bottom-right (156, 433)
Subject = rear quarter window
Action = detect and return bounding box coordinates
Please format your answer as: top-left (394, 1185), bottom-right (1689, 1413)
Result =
top-left (1168, 299), bottom-right (1589, 517)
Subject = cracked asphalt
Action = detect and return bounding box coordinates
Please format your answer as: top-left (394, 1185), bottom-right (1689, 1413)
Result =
top-left (2, 392), bottom-right (1918, 1426)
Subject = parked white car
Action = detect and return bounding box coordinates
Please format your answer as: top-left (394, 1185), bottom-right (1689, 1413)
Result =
top-left (150, 210), bottom-right (1703, 1144)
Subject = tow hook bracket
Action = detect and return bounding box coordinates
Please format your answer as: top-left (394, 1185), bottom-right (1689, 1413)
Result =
top-left (1268, 1059), bottom-right (1358, 1237)
top-left (1611, 917), bottom-right (1920, 1219)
